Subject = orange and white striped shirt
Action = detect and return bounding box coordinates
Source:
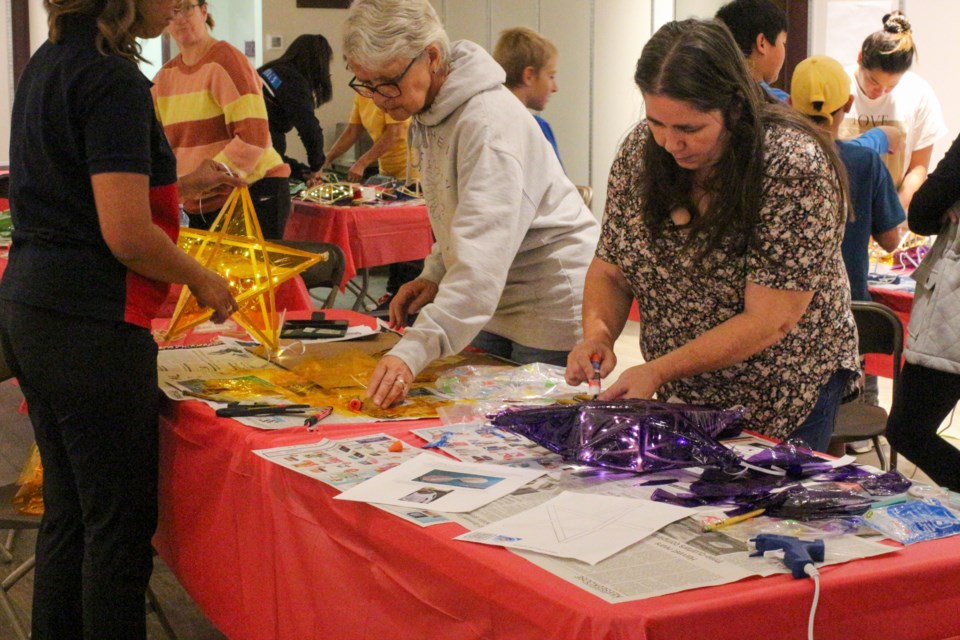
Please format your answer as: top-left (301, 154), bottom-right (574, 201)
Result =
top-left (152, 40), bottom-right (289, 213)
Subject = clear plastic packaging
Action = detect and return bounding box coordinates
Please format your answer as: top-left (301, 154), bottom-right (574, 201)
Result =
top-left (434, 363), bottom-right (581, 402)
top-left (861, 498), bottom-right (960, 544)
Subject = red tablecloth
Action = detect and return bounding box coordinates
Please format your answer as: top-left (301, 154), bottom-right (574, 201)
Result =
top-left (283, 200), bottom-right (434, 286)
top-left (154, 368), bottom-right (960, 640)
top-left (865, 286), bottom-right (913, 379)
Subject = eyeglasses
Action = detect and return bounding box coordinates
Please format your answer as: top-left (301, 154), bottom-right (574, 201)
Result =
top-left (348, 52), bottom-right (423, 99)
top-left (172, 3), bottom-right (200, 17)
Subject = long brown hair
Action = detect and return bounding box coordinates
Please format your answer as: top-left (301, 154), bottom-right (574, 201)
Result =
top-left (632, 19), bottom-right (849, 260)
top-left (259, 34), bottom-right (334, 107)
top-left (45, 0), bottom-right (146, 63)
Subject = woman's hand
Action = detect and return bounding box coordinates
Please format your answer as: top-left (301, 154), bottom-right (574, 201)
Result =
top-left (188, 269), bottom-right (237, 324)
top-left (367, 355), bottom-right (414, 408)
top-left (389, 278), bottom-right (439, 330)
top-left (179, 159), bottom-right (246, 201)
top-left (565, 339), bottom-right (617, 387)
top-left (598, 363), bottom-right (664, 400)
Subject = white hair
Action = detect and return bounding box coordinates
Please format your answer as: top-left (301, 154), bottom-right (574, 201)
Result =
top-left (343, 0), bottom-right (450, 70)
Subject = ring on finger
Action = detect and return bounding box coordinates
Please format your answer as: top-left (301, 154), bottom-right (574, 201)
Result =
top-left (393, 377), bottom-right (407, 389)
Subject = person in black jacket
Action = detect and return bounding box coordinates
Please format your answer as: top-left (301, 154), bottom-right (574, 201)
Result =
top-left (885, 132), bottom-right (960, 491)
top-left (259, 34), bottom-right (334, 183)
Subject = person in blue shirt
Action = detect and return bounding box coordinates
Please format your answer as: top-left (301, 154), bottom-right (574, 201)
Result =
top-left (493, 27), bottom-right (562, 163)
top-left (791, 55), bottom-right (904, 455)
top-left (790, 55), bottom-right (904, 302)
top-left (716, 0), bottom-right (789, 101)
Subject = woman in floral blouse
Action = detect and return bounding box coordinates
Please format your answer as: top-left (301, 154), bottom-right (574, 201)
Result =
top-left (565, 19), bottom-right (859, 451)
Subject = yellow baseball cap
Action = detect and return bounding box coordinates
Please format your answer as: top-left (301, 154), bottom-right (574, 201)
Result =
top-left (790, 55), bottom-right (850, 124)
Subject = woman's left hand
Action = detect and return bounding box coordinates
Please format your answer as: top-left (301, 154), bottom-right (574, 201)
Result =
top-left (367, 355), bottom-right (415, 408)
top-left (598, 363), bottom-right (664, 401)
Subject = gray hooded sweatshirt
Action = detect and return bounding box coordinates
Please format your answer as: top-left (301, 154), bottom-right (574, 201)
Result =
top-left (387, 40), bottom-right (600, 376)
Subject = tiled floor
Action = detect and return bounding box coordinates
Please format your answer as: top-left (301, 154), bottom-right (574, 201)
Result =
top-left (2, 268), bottom-right (957, 636)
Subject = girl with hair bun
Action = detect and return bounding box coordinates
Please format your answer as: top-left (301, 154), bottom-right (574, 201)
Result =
top-left (841, 11), bottom-right (947, 210)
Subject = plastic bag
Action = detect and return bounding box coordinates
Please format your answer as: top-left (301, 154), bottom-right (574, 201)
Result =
top-left (13, 443), bottom-right (44, 515)
top-left (861, 498), bottom-right (960, 544)
top-left (434, 363), bottom-right (581, 402)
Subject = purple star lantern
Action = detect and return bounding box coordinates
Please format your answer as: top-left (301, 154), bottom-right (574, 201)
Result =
top-left (489, 399), bottom-right (746, 475)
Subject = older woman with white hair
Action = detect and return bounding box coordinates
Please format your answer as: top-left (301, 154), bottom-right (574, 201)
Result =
top-left (343, 0), bottom-right (600, 408)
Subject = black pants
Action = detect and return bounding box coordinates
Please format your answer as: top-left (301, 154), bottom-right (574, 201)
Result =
top-left (886, 362), bottom-right (960, 491)
top-left (189, 176), bottom-right (291, 239)
top-left (0, 301), bottom-right (159, 639)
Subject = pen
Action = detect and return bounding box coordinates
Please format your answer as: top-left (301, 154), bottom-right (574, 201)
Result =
top-left (703, 508), bottom-right (766, 532)
top-left (589, 354), bottom-right (602, 399)
top-left (304, 407), bottom-right (333, 431)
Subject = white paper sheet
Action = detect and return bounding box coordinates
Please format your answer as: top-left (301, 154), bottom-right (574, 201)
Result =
top-left (456, 491), bottom-right (693, 565)
top-left (334, 453), bottom-right (546, 512)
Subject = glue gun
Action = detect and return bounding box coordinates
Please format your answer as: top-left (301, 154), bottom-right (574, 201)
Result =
top-left (750, 534), bottom-right (825, 579)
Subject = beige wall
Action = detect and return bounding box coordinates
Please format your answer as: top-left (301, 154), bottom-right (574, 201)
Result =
top-left (262, 5), bottom-right (353, 180)
top-left (1, 0), bottom-right (11, 166)
top-left (262, 0), bottom-right (656, 218)
top-left (7, 1), bottom-right (954, 209)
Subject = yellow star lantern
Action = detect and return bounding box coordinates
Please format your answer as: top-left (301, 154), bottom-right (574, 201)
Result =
top-left (163, 186), bottom-right (323, 352)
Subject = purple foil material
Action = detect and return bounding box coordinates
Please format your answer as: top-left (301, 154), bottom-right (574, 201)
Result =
top-left (756, 485), bottom-right (874, 520)
top-left (859, 471), bottom-right (912, 496)
top-left (490, 400), bottom-right (746, 475)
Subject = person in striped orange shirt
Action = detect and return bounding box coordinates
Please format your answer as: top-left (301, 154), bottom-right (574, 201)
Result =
top-left (153, 0), bottom-right (291, 238)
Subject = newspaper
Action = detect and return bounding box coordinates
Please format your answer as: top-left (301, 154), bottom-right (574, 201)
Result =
top-left (257, 423), bottom-right (900, 596)
top-left (513, 517), bottom-right (896, 603)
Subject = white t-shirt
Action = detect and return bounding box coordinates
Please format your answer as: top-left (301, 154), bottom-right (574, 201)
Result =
top-left (840, 66), bottom-right (947, 185)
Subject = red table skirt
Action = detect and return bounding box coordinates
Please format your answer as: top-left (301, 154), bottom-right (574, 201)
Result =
top-left (155, 376), bottom-right (960, 639)
top-left (284, 200), bottom-right (434, 286)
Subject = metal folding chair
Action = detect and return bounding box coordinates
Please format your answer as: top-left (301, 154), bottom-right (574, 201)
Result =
top-left (272, 240), bottom-right (347, 309)
top-left (830, 301), bottom-right (903, 471)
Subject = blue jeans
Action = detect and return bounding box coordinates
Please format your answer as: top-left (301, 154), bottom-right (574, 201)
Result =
top-left (788, 369), bottom-right (852, 452)
top-left (469, 330), bottom-right (569, 367)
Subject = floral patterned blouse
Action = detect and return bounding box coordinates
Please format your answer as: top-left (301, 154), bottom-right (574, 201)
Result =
top-left (598, 121), bottom-right (859, 440)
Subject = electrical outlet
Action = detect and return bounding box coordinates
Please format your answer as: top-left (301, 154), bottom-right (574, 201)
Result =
top-left (267, 34), bottom-right (284, 50)
top-left (244, 40), bottom-right (255, 57)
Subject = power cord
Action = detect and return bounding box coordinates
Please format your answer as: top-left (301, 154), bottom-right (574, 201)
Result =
top-left (804, 564), bottom-right (821, 640)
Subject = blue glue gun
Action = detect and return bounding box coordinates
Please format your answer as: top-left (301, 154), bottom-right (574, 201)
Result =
top-left (750, 534), bottom-right (825, 579)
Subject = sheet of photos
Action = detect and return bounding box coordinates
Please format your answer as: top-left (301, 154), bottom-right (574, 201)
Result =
top-left (409, 422), bottom-right (568, 471)
top-left (254, 433), bottom-right (450, 527)
top-left (254, 433), bottom-right (419, 488)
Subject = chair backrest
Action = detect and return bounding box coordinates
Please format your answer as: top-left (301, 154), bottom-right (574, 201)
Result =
top-left (272, 240), bottom-right (346, 309)
top-left (575, 185), bottom-right (593, 208)
top-left (851, 300), bottom-right (904, 386)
